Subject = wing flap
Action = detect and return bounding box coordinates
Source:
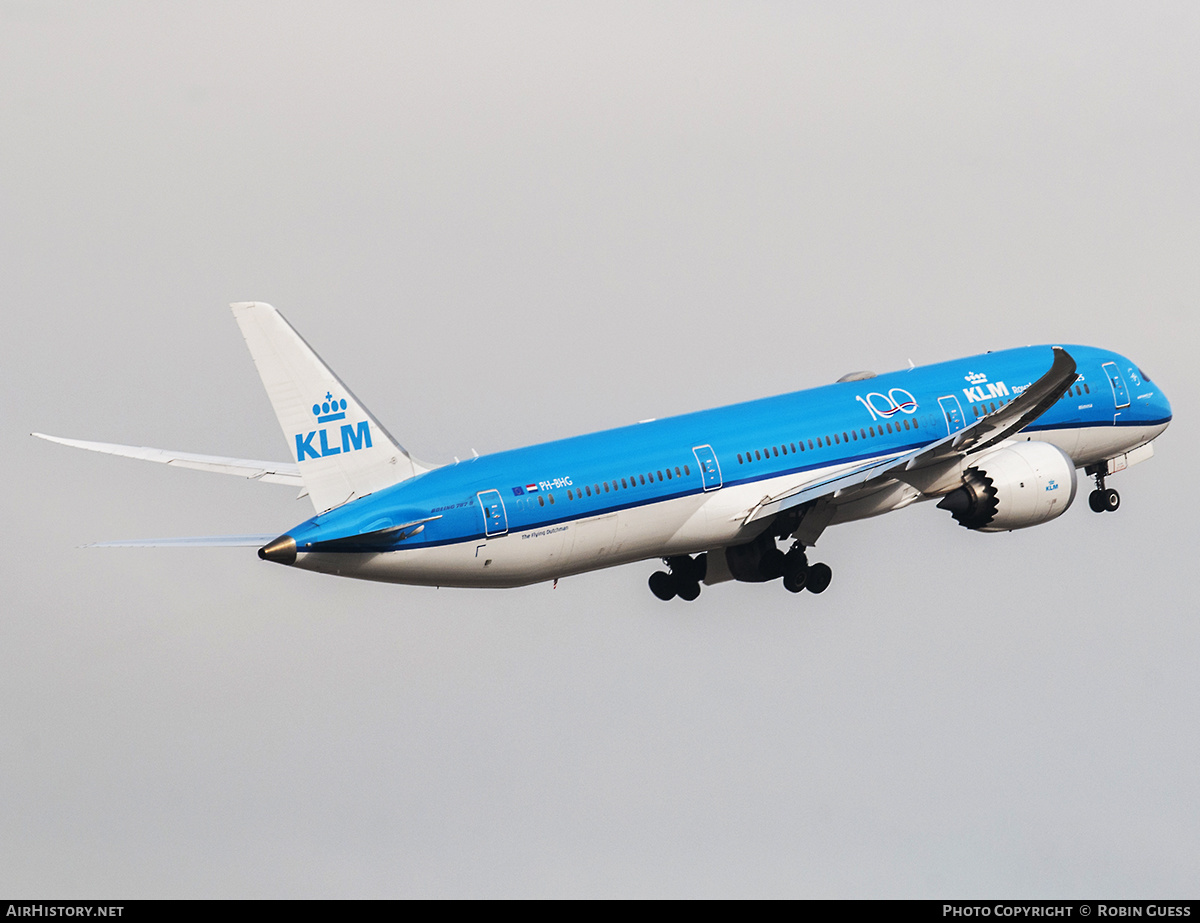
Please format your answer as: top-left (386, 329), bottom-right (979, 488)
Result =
top-left (742, 453), bottom-right (908, 525)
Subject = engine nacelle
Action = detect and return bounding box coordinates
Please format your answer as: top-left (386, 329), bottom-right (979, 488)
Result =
top-left (937, 441), bottom-right (1078, 532)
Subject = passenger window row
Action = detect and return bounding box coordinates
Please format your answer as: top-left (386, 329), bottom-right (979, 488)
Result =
top-left (972, 397), bottom-right (1013, 417)
top-left (736, 417), bottom-right (920, 465)
top-left (548, 463), bottom-right (693, 505)
top-left (970, 380), bottom-right (1091, 419)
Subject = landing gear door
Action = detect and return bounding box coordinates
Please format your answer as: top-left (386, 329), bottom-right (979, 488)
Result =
top-left (938, 395), bottom-right (966, 434)
top-left (692, 445), bottom-right (723, 491)
top-left (477, 489), bottom-right (509, 537)
top-left (1102, 361), bottom-right (1131, 410)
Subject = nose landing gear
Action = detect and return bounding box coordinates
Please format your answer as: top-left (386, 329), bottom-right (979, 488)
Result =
top-left (1086, 466), bottom-right (1120, 513)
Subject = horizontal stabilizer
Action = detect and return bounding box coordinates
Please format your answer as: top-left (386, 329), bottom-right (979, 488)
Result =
top-left (87, 535), bottom-right (279, 548)
top-left (33, 433), bottom-right (302, 486)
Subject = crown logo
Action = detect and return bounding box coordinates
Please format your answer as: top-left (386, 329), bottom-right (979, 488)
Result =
top-left (964, 371), bottom-right (988, 385)
top-left (312, 392), bottom-right (347, 423)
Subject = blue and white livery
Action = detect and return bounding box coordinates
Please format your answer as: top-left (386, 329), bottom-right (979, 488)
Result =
top-left (35, 303), bottom-right (1172, 601)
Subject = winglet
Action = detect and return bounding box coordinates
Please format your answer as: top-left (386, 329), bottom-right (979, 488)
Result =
top-left (741, 346), bottom-right (1080, 526)
top-left (949, 346), bottom-right (1077, 456)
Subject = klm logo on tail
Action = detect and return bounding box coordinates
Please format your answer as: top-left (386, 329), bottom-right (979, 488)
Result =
top-left (295, 392), bottom-right (372, 461)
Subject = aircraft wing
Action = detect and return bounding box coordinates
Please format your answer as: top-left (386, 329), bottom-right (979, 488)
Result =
top-left (903, 345), bottom-right (1078, 461)
top-left (743, 346), bottom-right (1078, 525)
top-left (32, 433), bottom-right (303, 487)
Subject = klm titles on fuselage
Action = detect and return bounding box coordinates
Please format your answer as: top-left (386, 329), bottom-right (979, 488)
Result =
top-left (294, 393), bottom-right (373, 461)
top-left (962, 371), bottom-right (1010, 404)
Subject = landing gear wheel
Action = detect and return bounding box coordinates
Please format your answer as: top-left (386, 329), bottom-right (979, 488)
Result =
top-left (649, 571), bottom-right (676, 601)
top-left (782, 550), bottom-right (808, 593)
top-left (783, 574), bottom-right (806, 594)
top-left (677, 581), bottom-right (702, 602)
top-left (1088, 467), bottom-right (1120, 514)
top-left (805, 562), bottom-right (832, 594)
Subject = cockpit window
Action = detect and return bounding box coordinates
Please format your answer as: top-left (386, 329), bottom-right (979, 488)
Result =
top-left (1138, 366), bottom-right (1152, 383)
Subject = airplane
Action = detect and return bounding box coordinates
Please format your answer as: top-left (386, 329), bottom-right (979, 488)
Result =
top-left (35, 303), bottom-right (1172, 601)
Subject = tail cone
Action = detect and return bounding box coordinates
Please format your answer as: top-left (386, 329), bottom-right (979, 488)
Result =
top-left (259, 534), bottom-right (297, 565)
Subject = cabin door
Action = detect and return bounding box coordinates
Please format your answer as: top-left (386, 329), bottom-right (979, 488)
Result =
top-left (477, 490), bottom-right (509, 537)
top-left (937, 395), bottom-right (966, 434)
top-left (692, 445), bottom-right (723, 490)
top-left (1102, 362), bottom-right (1130, 413)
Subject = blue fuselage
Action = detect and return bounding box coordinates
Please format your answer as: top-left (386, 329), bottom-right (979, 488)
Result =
top-left (279, 344), bottom-right (1170, 586)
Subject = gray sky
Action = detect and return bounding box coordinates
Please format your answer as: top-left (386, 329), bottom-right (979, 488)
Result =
top-left (3, 1), bottom-right (1198, 897)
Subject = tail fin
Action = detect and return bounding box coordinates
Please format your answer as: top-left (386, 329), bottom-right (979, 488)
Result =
top-left (231, 302), bottom-right (429, 513)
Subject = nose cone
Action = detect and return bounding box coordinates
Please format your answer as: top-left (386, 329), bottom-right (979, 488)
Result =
top-left (258, 534), bottom-right (297, 565)
top-left (1144, 378), bottom-right (1173, 433)
top-left (1157, 388), bottom-right (1173, 424)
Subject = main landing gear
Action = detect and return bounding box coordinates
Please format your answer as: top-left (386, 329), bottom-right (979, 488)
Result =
top-left (777, 544), bottom-right (832, 595)
top-left (649, 554), bottom-right (707, 602)
top-left (1086, 466), bottom-right (1120, 514)
top-left (647, 544), bottom-right (834, 600)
